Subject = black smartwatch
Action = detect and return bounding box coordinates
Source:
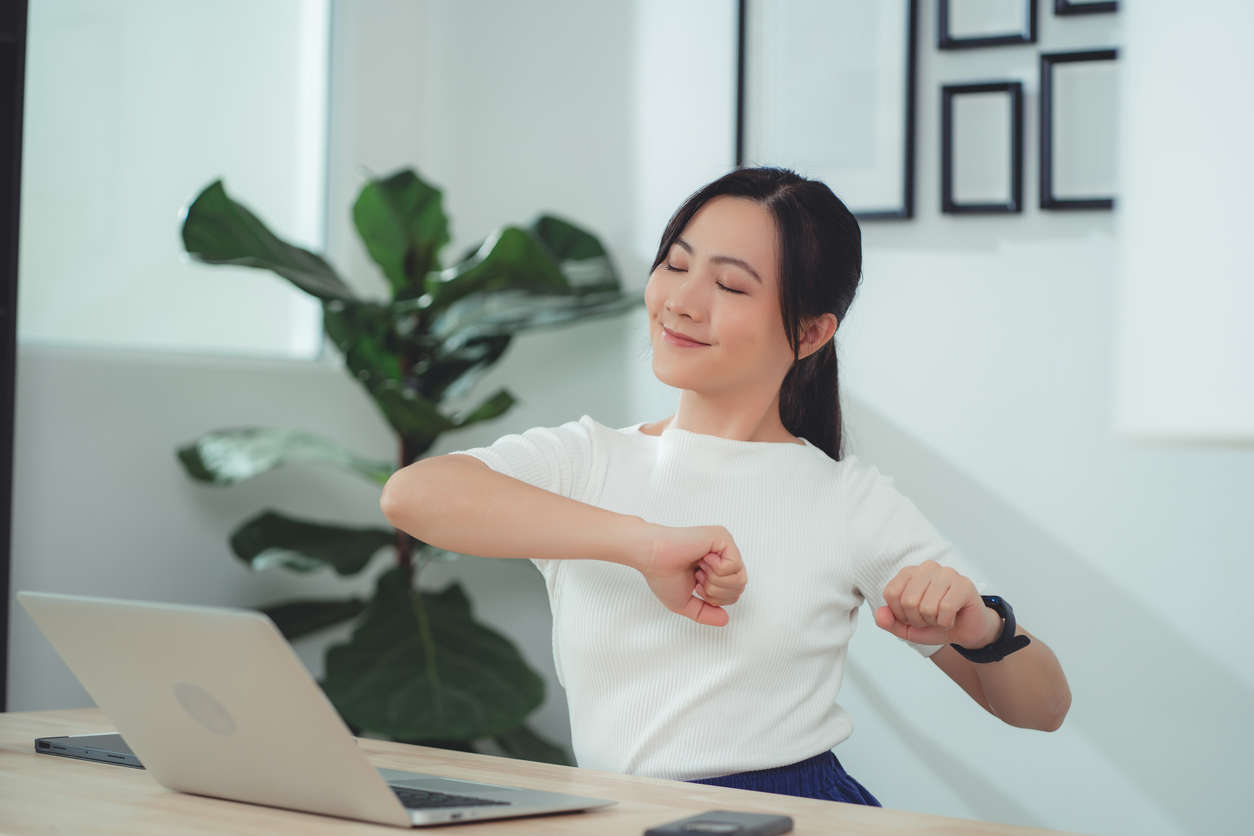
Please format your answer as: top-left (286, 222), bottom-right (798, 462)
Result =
top-left (950, 595), bottom-right (1031, 663)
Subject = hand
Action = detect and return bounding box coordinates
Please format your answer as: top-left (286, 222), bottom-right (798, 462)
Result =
top-left (874, 560), bottom-right (1000, 648)
top-left (639, 524), bottom-right (747, 627)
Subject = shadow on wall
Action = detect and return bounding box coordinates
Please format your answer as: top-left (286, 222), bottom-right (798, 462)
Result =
top-left (840, 395), bottom-right (1246, 836)
top-left (844, 657), bottom-right (1042, 826)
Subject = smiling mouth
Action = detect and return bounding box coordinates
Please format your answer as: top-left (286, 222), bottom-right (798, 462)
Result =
top-left (661, 326), bottom-right (709, 346)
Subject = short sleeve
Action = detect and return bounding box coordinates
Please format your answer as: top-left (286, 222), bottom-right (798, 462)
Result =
top-left (840, 456), bottom-right (991, 657)
top-left (442, 414), bottom-right (597, 583)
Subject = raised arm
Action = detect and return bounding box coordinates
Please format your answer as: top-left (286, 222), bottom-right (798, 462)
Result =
top-left (380, 453), bottom-right (650, 569)
top-left (380, 453), bottom-right (747, 627)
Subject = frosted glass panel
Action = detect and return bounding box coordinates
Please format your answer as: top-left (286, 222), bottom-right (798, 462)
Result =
top-left (19, 0), bottom-right (329, 360)
top-left (1114, 0), bottom-right (1254, 439)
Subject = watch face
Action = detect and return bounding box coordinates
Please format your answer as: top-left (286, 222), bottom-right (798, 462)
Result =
top-left (983, 595), bottom-right (1009, 616)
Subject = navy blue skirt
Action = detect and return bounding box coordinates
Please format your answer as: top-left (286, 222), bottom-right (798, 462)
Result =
top-left (684, 750), bottom-right (883, 806)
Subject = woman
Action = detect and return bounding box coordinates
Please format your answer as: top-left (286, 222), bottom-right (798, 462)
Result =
top-left (380, 166), bottom-right (1071, 807)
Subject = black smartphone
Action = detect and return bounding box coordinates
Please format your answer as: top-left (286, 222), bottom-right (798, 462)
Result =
top-left (644, 809), bottom-right (794, 836)
top-left (34, 732), bottom-right (144, 769)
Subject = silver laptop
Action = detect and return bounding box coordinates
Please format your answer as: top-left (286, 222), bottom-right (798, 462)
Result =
top-left (17, 590), bottom-right (616, 827)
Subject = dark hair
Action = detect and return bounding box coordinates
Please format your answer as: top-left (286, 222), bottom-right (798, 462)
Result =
top-left (649, 165), bottom-right (863, 460)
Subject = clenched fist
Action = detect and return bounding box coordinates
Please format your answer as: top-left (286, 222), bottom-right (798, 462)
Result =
top-left (638, 524), bottom-right (747, 626)
top-left (874, 559), bottom-right (1000, 649)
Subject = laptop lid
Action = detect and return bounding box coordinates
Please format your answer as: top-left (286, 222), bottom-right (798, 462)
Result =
top-left (18, 590), bottom-right (417, 827)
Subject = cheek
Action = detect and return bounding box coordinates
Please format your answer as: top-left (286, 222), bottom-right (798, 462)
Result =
top-left (718, 311), bottom-right (768, 351)
top-left (643, 272), bottom-right (662, 316)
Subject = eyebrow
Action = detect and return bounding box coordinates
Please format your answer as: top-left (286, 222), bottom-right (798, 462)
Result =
top-left (673, 237), bottom-right (763, 284)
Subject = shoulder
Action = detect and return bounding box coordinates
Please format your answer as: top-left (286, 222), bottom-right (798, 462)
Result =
top-left (830, 453), bottom-right (894, 495)
top-left (794, 450), bottom-right (876, 488)
top-left (816, 453), bottom-right (916, 523)
top-left (544, 414), bottom-right (599, 456)
top-left (558, 414), bottom-right (624, 465)
top-left (468, 415), bottom-right (600, 468)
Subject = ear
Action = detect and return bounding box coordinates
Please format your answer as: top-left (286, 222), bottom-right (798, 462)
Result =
top-left (799, 313), bottom-right (838, 359)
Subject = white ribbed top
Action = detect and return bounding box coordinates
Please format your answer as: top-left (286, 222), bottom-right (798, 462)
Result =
top-left (447, 414), bottom-right (989, 781)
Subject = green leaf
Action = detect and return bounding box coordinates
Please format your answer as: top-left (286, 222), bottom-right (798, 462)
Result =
top-left (358, 379), bottom-right (459, 455)
top-left (321, 299), bottom-right (407, 391)
top-left (452, 213), bottom-right (620, 293)
top-left (365, 385), bottom-right (516, 460)
top-left (318, 296), bottom-right (467, 445)
top-left (409, 333), bottom-right (513, 404)
top-left (528, 213), bottom-right (622, 292)
top-left (423, 226), bottom-right (569, 313)
top-left (321, 566), bottom-right (545, 740)
top-left (529, 214), bottom-right (605, 262)
top-left (352, 169), bottom-right (452, 299)
top-left (315, 296), bottom-right (517, 453)
top-left (176, 427), bottom-right (394, 486)
top-left (180, 180), bottom-right (356, 302)
top-left (230, 510), bottom-right (394, 576)
top-left (430, 288), bottom-right (645, 348)
top-left (454, 389), bottom-right (515, 426)
top-left (491, 723), bottom-right (574, 766)
top-left (260, 597), bottom-right (369, 640)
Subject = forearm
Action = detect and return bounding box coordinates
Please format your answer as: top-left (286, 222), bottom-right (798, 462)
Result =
top-left (968, 615), bottom-right (1071, 731)
top-left (380, 454), bottom-right (652, 570)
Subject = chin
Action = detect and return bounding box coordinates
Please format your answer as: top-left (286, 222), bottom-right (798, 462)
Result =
top-left (651, 357), bottom-right (705, 391)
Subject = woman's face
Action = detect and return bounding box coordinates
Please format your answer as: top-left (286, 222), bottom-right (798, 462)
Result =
top-left (645, 195), bottom-right (796, 396)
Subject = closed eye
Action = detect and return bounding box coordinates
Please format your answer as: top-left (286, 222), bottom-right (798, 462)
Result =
top-left (663, 263), bottom-right (745, 294)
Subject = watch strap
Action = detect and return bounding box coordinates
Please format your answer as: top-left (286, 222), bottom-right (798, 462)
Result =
top-left (950, 595), bottom-right (1031, 663)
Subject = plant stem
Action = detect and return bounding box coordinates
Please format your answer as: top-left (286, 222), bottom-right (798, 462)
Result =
top-left (395, 350), bottom-right (417, 575)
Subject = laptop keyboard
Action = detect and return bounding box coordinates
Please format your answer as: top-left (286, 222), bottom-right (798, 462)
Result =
top-left (388, 785), bottom-right (511, 810)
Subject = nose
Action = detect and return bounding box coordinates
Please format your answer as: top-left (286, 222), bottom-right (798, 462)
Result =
top-left (664, 267), bottom-right (708, 321)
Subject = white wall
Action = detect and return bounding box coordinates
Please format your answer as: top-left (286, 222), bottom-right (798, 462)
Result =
top-left (827, 7), bottom-right (1253, 836)
top-left (10, 2), bottom-right (1251, 835)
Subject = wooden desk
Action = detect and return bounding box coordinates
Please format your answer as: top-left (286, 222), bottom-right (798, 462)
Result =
top-left (1, 709), bottom-right (1067, 834)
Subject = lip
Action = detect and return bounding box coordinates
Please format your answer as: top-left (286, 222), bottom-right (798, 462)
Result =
top-left (661, 326), bottom-right (709, 347)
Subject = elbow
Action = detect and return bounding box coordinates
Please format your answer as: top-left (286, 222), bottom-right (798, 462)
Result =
top-left (379, 464), bottom-right (426, 527)
top-left (1042, 686), bottom-right (1072, 732)
top-left (379, 473), bottom-right (401, 519)
top-left (380, 454), bottom-right (481, 533)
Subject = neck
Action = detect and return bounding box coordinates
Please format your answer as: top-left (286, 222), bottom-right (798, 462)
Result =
top-left (669, 389), bottom-right (793, 443)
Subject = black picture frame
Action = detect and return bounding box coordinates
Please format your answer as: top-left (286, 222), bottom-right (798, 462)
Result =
top-left (1039, 48), bottom-right (1118, 210)
top-left (941, 81), bottom-right (1023, 214)
top-left (736, 0), bottom-right (918, 221)
top-left (1054, 0), bottom-right (1118, 16)
top-left (938, 0), bottom-right (1037, 50)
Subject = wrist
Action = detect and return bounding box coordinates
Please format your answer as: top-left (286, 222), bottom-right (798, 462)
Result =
top-left (961, 606), bottom-right (1004, 650)
top-left (609, 514), bottom-right (657, 572)
top-left (951, 595), bottom-right (1032, 663)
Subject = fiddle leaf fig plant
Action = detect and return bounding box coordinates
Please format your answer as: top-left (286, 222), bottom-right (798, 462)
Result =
top-left (175, 167), bottom-right (643, 764)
